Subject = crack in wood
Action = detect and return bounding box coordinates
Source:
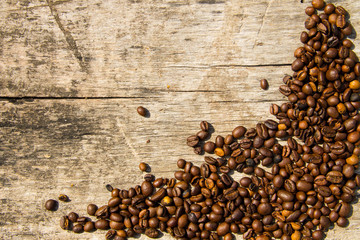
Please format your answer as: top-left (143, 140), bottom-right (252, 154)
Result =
top-left (165, 63), bottom-right (291, 69)
top-left (253, 0), bottom-right (273, 49)
top-left (46, 0), bottom-right (88, 73)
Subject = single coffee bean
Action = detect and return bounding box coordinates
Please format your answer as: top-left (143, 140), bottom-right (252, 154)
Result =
top-left (87, 204), bottom-right (98, 216)
top-left (145, 228), bottom-right (160, 238)
top-left (312, 0), bottom-right (325, 9)
top-left (187, 135), bottom-right (199, 147)
top-left (141, 181), bottom-right (154, 197)
top-left (217, 222), bottom-right (230, 236)
top-left (60, 216), bottom-right (70, 230)
top-left (72, 224), bottom-right (83, 233)
top-left (95, 219), bottom-right (109, 230)
top-left (68, 212), bottom-right (78, 223)
top-left (58, 194), bottom-right (69, 202)
top-left (45, 199), bottom-right (58, 211)
top-left (137, 106), bottom-right (147, 117)
top-left (177, 159), bottom-right (186, 169)
top-left (83, 221), bottom-right (95, 232)
top-left (200, 121), bottom-right (210, 131)
top-left (203, 141), bottom-right (216, 153)
top-left (139, 162), bottom-right (148, 172)
top-left (260, 79), bottom-right (269, 90)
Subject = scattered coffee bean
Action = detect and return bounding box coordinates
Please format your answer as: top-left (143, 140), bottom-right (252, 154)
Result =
top-left (260, 79), bottom-right (269, 90)
top-left (137, 106), bottom-right (147, 117)
top-left (58, 194), bottom-right (69, 202)
top-left (139, 162), bottom-right (148, 172)
top-left (45, 199), bottom-right (58, 211)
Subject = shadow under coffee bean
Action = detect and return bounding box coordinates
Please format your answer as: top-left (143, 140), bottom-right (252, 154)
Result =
top-left (47, 1), bottom-right (360, 239)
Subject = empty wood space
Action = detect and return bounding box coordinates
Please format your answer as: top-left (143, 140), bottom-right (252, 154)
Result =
top-left (0, 0), bottom-right (360, 239)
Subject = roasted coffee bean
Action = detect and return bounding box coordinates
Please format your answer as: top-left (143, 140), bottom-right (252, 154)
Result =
top-left (95, 219), bottom-right (109, 230)
top-left (145, 228), bottom-right (160, 238)
top-left (45, 199), bottom-right (58, 211)
top-left (200, 121), bottom-right (210, 131)
top-left (83, 221), bottom-right (95, 232)
top-left (187, 135), bottom-right (199, 147)
top-left (60, 216), bottom-right (70, 230)
top-left (139, 162), bottom-right (148, 172)
top-left (68, 212), bottom-right (78, 223)
top-left (72, 224), bottom-right (83, 233)
top-left (326, 171), bottom-right (343, 183)
top-left (204, 141), bottom-right (216, 153)
top-left (58, 194), bottom-right (69, 202)
top-left (137, 106), bottom-right (147, 117)
top-left (260, 79), bottom-right (269, 90)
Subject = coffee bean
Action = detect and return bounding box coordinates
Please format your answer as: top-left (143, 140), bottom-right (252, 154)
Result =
top-left (67, 212), bottom-right (78, 223)
top-left (83, 221), bottom-right (95, 232)
top-left (260, 79), bottom-right (269, 90)
top-left (141, 181), bottom-right (154, 197)
top-left (45, 199), bottom-right (58, 211)
top-left (217, 222), bottom-right (230, 236)
top-left (312, 0), bottom-right (325, 9)
top-left (145, 228), bottom-right (159, 238)
top-left (200, 121), bottom-right (209, 131)
top-left (86, 204), bottom-right (97, 216)
top-left (72, 224), bottom-right (83, 233)
top-left (138, 162), bottom-right (148, 172)
top-left (203, 141), bottom-right (215, 153)
top-left (60, 216), bottom-right (70, 230)
top-left (257, 203), bottom-right (272, 215)
top-left (58, 194), bottom-right (69, 202)
top-left (95, 219), bottom-right (109, 230)
top-left (187, 135), bottom-right (199, 147)
top-left (326, 171), bottom-right (343, 183)
top-left (137, 106), bottom-right (147, 117)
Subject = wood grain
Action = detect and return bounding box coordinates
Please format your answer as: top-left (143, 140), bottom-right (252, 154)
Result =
top-left (0, 0), bottom-right (360, 239)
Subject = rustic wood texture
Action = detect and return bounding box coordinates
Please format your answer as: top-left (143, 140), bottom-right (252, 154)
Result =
top-left (1, 0), bottom-right (360, 239)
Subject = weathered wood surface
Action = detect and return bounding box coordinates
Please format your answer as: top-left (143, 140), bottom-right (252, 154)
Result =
top-left (1, 0), bottom-right (360, 239)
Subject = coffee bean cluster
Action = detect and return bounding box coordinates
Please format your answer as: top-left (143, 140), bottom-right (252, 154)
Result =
top-left (49, 1), bottom-right (360, 239)
top-left (187, 121), bottom-right (212, 155)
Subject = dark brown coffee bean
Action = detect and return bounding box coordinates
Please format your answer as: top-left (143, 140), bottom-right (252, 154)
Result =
top-left (296, 180), bottom-right (312, 192)
top-left (278, 190), bottom-right (294, 202)
top-left (260, 79), bottom-right (269, 90)
top-left (83, 221), bottom-right (95, 232)
top-left (95, 219), bottom-right (109, 230)
top-left (68, 212), bottom-right (78, 223)
top-left (197, 130), bottom-right (209, 140)
top-left (200, 121), bottom-right (209, 131)
top-left (217, 222), bottom-right (230, 236)
top-left (145, 228), bottom-right (160, 238)
top-left (72, 224), bottom-right (83, 233)
top-left (204, 141), bottom-right (215, 153)
top-left (257, 203), bottom-right (272, 215)
top-left (318, 186), bottom-right (332, 197)
top-left (187, 135), bottom-right (199, 147)
top-left (326, 171), bottom-right (343, 183)
top-left (279, 85), bottom-right (292, 96)
top-left (141, 180), bottom-right (154, 197)
top-left (60, 216), bottom-right (70, 230)
top-left (105, 229), bottom-right (116, 239)
top-left (45, 199), bottom-right (58, 211)
top-left (137, 106), bottom-right (147, 117)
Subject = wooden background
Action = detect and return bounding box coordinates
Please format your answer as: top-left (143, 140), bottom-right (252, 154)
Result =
top-left (1, 0), bottom-right (360, 239)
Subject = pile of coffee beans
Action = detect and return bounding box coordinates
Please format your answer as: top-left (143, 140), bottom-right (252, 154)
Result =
top-left (47, 1), bottom-right (360, 239)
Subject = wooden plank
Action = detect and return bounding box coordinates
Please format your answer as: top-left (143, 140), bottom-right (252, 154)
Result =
top-left (1, 97), bottom-right (360, 240)
top-left (0, 0), bottom-right (359, 97)
top-left (1, 0), bottom-right (360, 239)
